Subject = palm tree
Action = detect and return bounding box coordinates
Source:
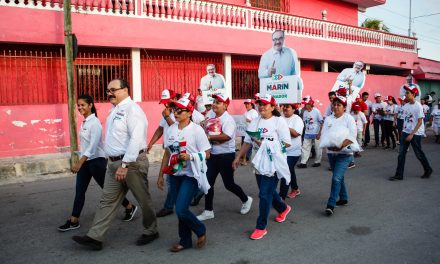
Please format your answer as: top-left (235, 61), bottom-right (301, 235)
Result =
top-left (361, 18), bottom-right (390, 32)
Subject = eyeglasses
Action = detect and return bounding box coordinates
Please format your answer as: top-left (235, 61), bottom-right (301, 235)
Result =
top-left (272, 37), bottom-right (284, 42)
top-left (173, 108), bottom-right (189, 115)
top-left (106, 87), bottom-right (124, 94)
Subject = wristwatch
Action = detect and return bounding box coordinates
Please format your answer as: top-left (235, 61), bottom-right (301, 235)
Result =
top-left (121, 162), bottom-right (128, 169)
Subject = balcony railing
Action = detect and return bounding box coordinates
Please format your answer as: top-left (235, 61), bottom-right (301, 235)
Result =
top-left (1, 0), bottom-right (417, 53)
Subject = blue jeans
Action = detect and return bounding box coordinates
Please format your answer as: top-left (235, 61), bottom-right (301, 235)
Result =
top-left (279, 155), bottom-right (300, 199)
top-left (255, 174), bottom-right (287, 230)
top-left (373, 119), bottom-right (385, 145)
top-left (395, 132), bottom-right (432, 178)
top-left (397, 119), bottom-right (404, 138)
top-left (72, 158), bottom-right (129, 217)
top-left (163, 174), bottom-right (175, 210)
top-left (327, 154), bottom-right (352, 208)
top-left (169, 175), bottom-right (206, 248)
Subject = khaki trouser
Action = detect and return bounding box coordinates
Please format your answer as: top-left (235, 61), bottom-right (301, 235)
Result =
top-left (87, 153), bottom-right (157, 242)
top-left (300, 138), bottom-right (322, 164)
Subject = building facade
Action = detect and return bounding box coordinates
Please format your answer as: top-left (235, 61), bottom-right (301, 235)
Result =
top-left (0, 0), bottom-right (438, 158)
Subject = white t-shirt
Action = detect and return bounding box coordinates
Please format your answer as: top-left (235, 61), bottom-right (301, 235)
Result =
top-left (422, 104), bottom-right (430, 115)
top-left (205, 109), bottom-right (215, 119)
top-left (196, 95), bottom-right (206, 113)
top-left (431, 108), bottom-right (440, 127)
top-left (244, 116), bottom-right (291, 152)
top-left (191, 110), bottom-right (205, 125)
top-left (351, 112), bottom-right (367, 132)
top-left (402, 101), bottom-right (425, 135)
top-left (384, 104), bottom-right (397, 121)
top-left (303, 108), bottom-right (323, 135)
top-left (396, 105), bottom-right (405, 120)
top-left (159, 113), bottom-right (176, 143)
top-left (210, 111), bottom-right (236, 155)
top-left (244, 109), bottom-right (259, 128)
top-left (322, 113), bottom-right (357, 154)
top-left (165, 122), bottom-right (211, 177)
top-left (324, 104), bottom-right (333, 118)
top-left (284, 115), bottom-right (304, 156)
top-left (371, 102), bottom-right (387, 120)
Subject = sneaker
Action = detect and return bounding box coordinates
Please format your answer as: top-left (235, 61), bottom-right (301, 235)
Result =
top-left (240, 196), bottom-right (253, 214)
top-left (275, 205), bottom-right (292, 223)
top-left (72, 235), bottom-right (102, 250)
top-left (325, 206), bottom-right (334, 216)
top-left (123, 205), bottom-right (138, 221)
top-left (287, 189), bottom-right (300, 199)
top-left (58, 220), bottom-right (80, 232)
top-left (348, 162), bottom-right (356, 169)
top-left (250, 229), bottom-right (267, 240)
top-left (335, 200), bottom-right (348, 207)
top-left (136, 233), bottom-right (159, 246)
top-left (155, 208), bottom-right (173, 218)
top-left (389, 175), bottom-right (403, 181)
top-left (312, 163), bottom-right (321, 167)
top-left (196, 210), bottom-right (214, 221)
top-left (297, 163), bottom-right (307, 169)
top-left (421, 168), bottom-right (433, 179)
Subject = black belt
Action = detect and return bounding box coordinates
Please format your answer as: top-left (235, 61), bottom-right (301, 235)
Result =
top-left (109, 150), bottom-right (145, 162)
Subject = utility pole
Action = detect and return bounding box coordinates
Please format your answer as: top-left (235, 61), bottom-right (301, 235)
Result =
top-left (64, 0), bottom-right (79, 167)
top-left (408, 0), bottom-right (412, 37)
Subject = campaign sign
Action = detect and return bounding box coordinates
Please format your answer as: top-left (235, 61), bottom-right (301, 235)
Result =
top-left (259, 74), bottom-right (302, 104)
top-left (331, 80), bottom-right (361, 98)
top-left (202, 88), bottom-right (226, 105)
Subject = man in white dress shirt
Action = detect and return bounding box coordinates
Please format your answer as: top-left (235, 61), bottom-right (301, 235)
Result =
top-left (73, 79), bottom-right (158, 250)
top-left (199, 64), bottom-right (226, 91)
top-left (258, 30), bottom-right (300, 79)
top-left (336, 61), bottom-right (366, 90)
top-left (399, 74), bottom-right (421, 102)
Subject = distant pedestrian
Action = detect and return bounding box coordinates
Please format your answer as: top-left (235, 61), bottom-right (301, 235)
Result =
top-left (58, 95), bottom-right (137, 232)
top-left (383, 96), bottom-right (397, 149)
top-left (371, 93), bottom-right (387, 147)
top-left (389, 86), bottom-right (433, 181)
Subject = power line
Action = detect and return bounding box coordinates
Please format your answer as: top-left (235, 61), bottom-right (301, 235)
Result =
top-left (376, 6), bottom-right (440, 28)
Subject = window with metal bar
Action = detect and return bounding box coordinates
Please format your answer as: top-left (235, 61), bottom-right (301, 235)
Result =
top-left (232, 55), bottom-right (260, 99)
top-left (250, 0), bottom-right (290, 12)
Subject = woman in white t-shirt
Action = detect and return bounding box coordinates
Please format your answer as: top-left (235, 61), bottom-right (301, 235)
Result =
top-left (383, 96), bottom-right (397, 149)
top-left (350, 102), bottom-right (367, 157)
top-left (321, 96), bottom-right (357, 216)
top-left (233, 94), bottom-right (292, 240)
top-left (197, 94), bottom-right (252, 222)
top-left (430, 101), bottom-right (440, 143)
top-left (157, 97), bottom-right (211, 252)
top-left (241, 99), bottom-right (259, 165)
top-left (58, 95), bottom-right (135, 232)
top-left (279, 103), bottom-right (304, 199)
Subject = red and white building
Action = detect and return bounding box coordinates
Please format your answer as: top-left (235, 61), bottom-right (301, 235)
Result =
top-left (0, 0), bottom-right (438, 158)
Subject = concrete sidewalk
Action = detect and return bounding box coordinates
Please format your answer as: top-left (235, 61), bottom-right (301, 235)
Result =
top-left (0, 137), bottom-right (439, 264)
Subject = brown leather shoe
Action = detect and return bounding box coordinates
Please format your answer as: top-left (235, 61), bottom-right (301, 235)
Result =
top-left (170, 244), bottom-right (186, 253)
top-left (197, 234), bottom-right (207, 248)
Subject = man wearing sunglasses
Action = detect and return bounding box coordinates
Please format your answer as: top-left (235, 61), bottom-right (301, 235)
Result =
top-left (73, 79), bottom-right (158, 250)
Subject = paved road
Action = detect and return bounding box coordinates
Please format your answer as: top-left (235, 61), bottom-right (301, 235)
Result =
top-left (1, 139), bottom-right (439, 264)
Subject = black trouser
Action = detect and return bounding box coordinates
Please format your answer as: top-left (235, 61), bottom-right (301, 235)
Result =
top-left (72, 157), bottom-right (129, 218)
top-left (373, 119), bottom-right (385, 146)
top-left (204, 153), bottom-right (248, 211)
top-left (383, 120), bottom-right (396, 148)
top-left (364, 118), bottom-right (371, 144)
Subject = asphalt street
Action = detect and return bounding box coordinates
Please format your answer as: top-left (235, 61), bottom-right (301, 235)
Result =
top-left (1, 139), bottom-right (439, 264)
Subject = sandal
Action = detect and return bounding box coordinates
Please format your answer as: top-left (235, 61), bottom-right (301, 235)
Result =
top-left (170, 244), bottom-right (186, 253)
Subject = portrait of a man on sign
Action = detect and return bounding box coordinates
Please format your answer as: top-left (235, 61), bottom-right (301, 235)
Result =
top-left (258, 29), bottom-right (303, 104)
top-left (200, 64), bottom-right (227, 105)
top-left (332, 61), bottom-right (366, 100)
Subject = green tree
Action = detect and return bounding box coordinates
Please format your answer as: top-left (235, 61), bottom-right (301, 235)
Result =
top-left (361, 18), bottom-right (390, 32)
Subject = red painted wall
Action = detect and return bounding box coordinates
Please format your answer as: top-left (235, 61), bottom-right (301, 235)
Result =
top-left (0, 7), bottom-right (417, 69)
top-left (290, 0), bottom-right (358, 25)
top-left (0, 73), bottom-right (406, 158)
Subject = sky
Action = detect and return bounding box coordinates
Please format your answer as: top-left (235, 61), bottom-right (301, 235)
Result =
top-left (359, 0), bottom-right (440, 61)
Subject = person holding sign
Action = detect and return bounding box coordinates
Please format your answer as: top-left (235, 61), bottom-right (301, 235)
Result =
top-left (258, 30), bottom-right (300, 79)
top-left (336, 61), bottom-right (366, 90)
top-left (399, 74), bottom-right (421, 102)
top-left (199, 64), bottom-right (226, 91)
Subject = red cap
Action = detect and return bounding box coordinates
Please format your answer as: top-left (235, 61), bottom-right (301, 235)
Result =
top-left (403, 85), bottom-right (419, 96)
top-left (386, 95), bottom-right (394, 101)
top-left (212, 94), bottom-right (230, 105)
top-left (333, 95), bottom-right (347, 106)
top-left (351, 102), bottom-right (361, 111)
top-left (336, 87), bottom-right (347, 97)
top-left (244, 99), bottom-right (254, 104)
top-left (301, 95), bottom-right (314, 106)
top-left (256, 94), bottom-right (277, 106)
top-left (171, 98), bottom-right (194, 113)
top-left (159, 89), bottom-right (177, 104)
top-left (182, 92), bottom-right (196, 103)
